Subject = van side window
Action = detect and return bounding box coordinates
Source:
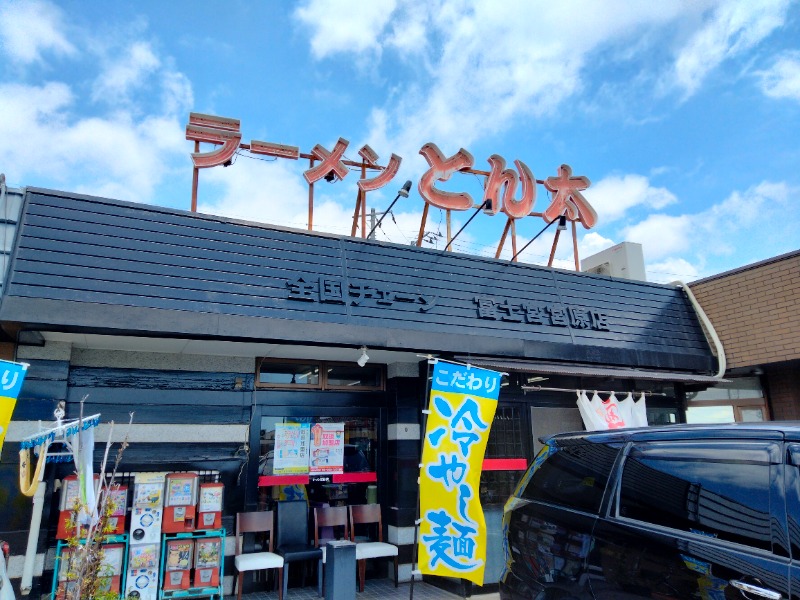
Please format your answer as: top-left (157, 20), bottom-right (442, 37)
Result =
top-left (521, 441), bottom-right (619, 514)
top-left (618, 441), bottom-right (777, 552)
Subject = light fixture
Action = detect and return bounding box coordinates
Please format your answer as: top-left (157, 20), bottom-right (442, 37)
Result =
top-left (357, 346), bottom-right (370, 367)
top-left (557, 215), bottom-right (567, 231)
top-left (366, 180), bottom-right (412, 239)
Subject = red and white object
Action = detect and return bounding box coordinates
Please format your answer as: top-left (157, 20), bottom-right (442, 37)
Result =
top-left (56, 474), bottom-right (99, 539)
top-left (162, 473), bottom-right (199, 533)
top-left (97, 543), bottom-right (125, 595)
top-left (578, 391), bottom-right (647, 431)
top-left (192, 537), bottom-right (222, 588)
top-left (163, 538), bottom-right (194, 590)
top-left (197, 482), bottom-right (224, 530)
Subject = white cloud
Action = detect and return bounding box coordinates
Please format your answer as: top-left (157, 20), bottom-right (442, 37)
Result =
top-left (161, 70), bottom-right (194, 115)
top-left (646, 257), bottom-right (700, 284)
top-left (621, 179), bottom-right (795, 280)
top-left (294, 0), bottom-right (791, 164)
top-left (0, 18), bottom-right (193, 203)
top-left (199, 159), bottom-right (311, 228)
top-left (670, 0), bottom-right (791, 98)
top-left (294, 0), bottom-right (398, 59)
top-left (580, 232), bottom-right (616, 258)
top-left (92, 41), bottom-right (161, 105)
top-left (584, 174), bottom-right (677, 223)
top-left (297, 0), bottom-right (693, 157)
top-left (757, 51), bottom-right (800, 101)
top-left (623, 213), bottom-right (692, 260)
top-left (0, 0), bottom-right (75, 64)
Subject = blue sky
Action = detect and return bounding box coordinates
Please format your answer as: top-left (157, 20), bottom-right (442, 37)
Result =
top-left (1, 0), bottom-right (798, 283)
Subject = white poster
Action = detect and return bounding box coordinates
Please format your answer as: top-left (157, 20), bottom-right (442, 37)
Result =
top-left (309, 422), bottom-right (345, 474)
top-left (274, 422), bottom-right (310, 474)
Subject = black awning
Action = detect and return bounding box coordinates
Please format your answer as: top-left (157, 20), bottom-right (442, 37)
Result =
top-left (452, 356), bottom-right (725, 384)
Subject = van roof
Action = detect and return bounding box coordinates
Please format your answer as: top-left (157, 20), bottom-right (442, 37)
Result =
top-left (541, 421), bottom-right (800, 445)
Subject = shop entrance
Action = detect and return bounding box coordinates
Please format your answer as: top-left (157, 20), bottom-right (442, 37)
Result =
top-left (245, 394), bottom-right (387, 513)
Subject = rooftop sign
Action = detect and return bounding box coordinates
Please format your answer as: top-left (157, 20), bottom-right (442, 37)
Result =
top-left (185, 113), bottom-right (597, 267)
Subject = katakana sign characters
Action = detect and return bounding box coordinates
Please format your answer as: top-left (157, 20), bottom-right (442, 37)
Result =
top-left (286, 276), bottom-right (437, 312)
top-left (418, 360), bottom-right (501, 585)
top-left (543, 163), bottom-right (597, 228)
top-left (0, 359), bottom-right (28, 454)
top-left (418, 143), bottom-right (476, 211)
top-left (304, 137), bottom-right (351, 184)
top-left (185, 112), bottom-right (597, 266)
top-left (357, 145), bottom-right (402, 192)
top-left (185, 113), bottom-right (242, 168)
top-left (482, 154), bottom-right (537, 219)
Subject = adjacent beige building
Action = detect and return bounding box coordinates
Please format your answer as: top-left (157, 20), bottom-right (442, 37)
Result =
top-left (689, 250), bottom-right (800, 421)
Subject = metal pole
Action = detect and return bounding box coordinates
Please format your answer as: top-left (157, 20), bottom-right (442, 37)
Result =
top-left (443, 199), bottom-right (491, 252)
top-left (410, 359), bottom-right (435, 600)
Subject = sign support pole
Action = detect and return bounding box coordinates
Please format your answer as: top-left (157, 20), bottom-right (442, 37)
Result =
top-left (409, 358), bottom-right (435, 600)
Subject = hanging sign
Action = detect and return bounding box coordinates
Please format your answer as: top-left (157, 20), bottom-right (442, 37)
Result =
top-left (418, 360), bottom-right (501, 585)
top-left (274, 422), bottom-right (311, 475)
top-left (0, 359), bottom-right (28, 454)
top-left (309, 422), bottom-right (345, 475)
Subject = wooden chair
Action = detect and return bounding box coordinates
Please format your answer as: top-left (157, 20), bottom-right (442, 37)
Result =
top-left (276, 500), bottom-right (323, 598)
top-left (234, 511), bottom-right (284, 600)
top-left (349, 504), bottom-right (398, 592)
top-left (313, 505), bottom-right (350, 565)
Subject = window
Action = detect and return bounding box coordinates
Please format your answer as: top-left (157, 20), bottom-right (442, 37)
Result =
top-left (258, 416), bottom-right (378, 509)
top-left (257, 358), bottom-right (384, 390)
top-left (479, 405), bottom-right (527, 505)
top-left (686, 377), bottom-right (769, 424)
top-left (521, 441), bottom-right (619, 514)
top-left (618, 441), bottom-right (778, 552)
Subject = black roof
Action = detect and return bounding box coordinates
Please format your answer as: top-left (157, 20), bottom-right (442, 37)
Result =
top-left (0, 187), bottom-right (717, 372)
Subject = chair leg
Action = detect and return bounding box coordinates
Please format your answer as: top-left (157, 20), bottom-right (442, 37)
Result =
top-left (277, 567), bottom-right (284, 600)
top-left (357, 559), bottom-right (366, 592)
top-left (317, 558), bottom-right (323, 597)
top-left (283, 563), bottom-right (289, 600)
top-left (393, 557), bottom-right (398, 587)
top-left (236, 572), bottom-right (244, 600)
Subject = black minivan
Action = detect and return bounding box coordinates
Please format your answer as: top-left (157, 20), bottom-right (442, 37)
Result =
top-left (500, 423), bottom-right (800, 600)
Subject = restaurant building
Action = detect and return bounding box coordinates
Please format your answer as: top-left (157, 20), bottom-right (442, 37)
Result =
top-left (0, 176), bottom-right (721, 595)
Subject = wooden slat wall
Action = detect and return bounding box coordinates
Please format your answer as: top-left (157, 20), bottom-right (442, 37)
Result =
top-left (1, 189), bottom-right (715, 372)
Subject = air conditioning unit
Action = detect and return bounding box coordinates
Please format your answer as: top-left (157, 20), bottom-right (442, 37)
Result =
top-left (581, 242), bottom-right (646, 281)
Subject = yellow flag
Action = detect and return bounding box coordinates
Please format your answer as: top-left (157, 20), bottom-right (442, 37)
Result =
top-left (418, 361), bottom-right (501, 585)
top-left (0, 360), bottom-right (28, 454)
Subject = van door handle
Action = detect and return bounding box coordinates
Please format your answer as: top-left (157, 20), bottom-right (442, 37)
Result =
top-left (729, 579), bottom-right (782, 599)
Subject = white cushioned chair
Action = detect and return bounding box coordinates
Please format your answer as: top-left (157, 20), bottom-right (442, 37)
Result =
top-left (349, 504), bottom-right (398, 592)
top-left (234, 511), bottom-right (284, 600)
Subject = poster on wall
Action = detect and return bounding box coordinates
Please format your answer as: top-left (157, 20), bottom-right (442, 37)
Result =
top-left (273, 422), bottom-right (311, 475)
top-left (309, 422), bottom-right (345, 475)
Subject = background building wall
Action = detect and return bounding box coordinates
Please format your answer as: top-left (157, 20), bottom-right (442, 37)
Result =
top-left (690, 251), bottom-right (800, 370)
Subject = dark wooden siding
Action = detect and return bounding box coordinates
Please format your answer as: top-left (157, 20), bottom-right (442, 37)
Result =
top-left (0, 188), bottom-right (716, 372)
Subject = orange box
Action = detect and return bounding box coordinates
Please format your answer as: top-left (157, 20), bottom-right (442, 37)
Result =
top-left (105, 486), bottom-right (128, 535)
top-left (56, 475), bottom-right (99, 539)
top-left (196, 483), bottom-right (224, 530)
top-left (163, 539), bottom-right (194, 590)
top-left (192, 537), bottom-right (222, 588)
top-left (162, 473), bottom-right (198, 533)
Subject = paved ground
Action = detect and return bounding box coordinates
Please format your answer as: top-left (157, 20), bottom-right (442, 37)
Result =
top-left (227, 578), bottom-right (500, 600)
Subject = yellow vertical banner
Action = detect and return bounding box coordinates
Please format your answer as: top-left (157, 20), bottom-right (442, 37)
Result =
top-left (418, 360), bottom-right (501, 585)
top-left (0, 359), bottom-right (29, 454)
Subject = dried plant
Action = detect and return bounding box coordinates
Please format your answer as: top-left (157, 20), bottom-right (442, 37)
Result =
top-left (59, 412), bottom-right (133, 600)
